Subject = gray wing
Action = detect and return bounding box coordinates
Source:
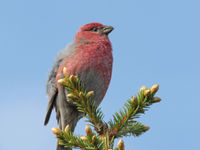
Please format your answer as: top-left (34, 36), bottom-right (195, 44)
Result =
top-left (44, 43), bottom-right (75, 125)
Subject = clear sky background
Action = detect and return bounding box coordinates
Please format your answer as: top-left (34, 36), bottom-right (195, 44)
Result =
top-left (0, 0), bottom-right (199, 150)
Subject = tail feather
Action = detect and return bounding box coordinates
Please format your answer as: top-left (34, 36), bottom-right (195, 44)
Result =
top-left (44, 91), bottom-right (58, 125)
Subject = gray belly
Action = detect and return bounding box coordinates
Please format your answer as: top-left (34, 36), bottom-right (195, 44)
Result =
top-left (79, 69), bottom-right (106, 105)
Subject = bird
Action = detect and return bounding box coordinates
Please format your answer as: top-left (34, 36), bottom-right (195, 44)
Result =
top-left (44, 22), bottom-right (114, 150)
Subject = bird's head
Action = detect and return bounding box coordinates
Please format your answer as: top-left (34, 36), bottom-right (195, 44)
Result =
top-left (75, 22), bottom-right (114, 42)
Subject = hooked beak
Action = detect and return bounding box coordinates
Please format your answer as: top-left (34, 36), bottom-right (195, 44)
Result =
top-left (102, 25), bottom-right (114, 35)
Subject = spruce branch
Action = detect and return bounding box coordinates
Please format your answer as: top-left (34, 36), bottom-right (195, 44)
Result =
top-left (52, 127), bottom-right (96, 150)
top-left (51, 67), bottom-right (161, 149)
top-left (52, 125), bottom-right (109, 150)
top-left (107, 84), bottom-right (160, 138)
top-left (115, 121), bottom-right (150, 138)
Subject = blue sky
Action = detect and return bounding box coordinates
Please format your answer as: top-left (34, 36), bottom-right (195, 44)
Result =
top-left (0, 0), bottom-right (200, 150)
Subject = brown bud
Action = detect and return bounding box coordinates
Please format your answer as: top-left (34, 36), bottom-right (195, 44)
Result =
top-left (131, 97), bottom-right (135, 102)
top-left (57, 79), bottom-right (65, 85)
top-left (80, 136), bottom-right (88, 142)
top-left (150, 84), bottom-right (159, 93)
top-left (69, 75), bottom-right (76, 83)
top-left (143, 125), bottom-right (150, 131)
top-left (139, 86), bottom-right (147, 91)
top-left (52, 127), bottom-right (62, 136)
top-left (144, 89), bottom-right (151, 96)
top-left (92, 135), bottom-right (96, 143)
top-left (64, 124), bottom-right (70, 134)
top-left (152, 97), bottom-right (161, 103)
top-left (117, 139), bottom-right (125, 150)
top-left (85, 125), bottom-right (92, 136)
top-left (67, 93), bottom-right (77, 99)
top-left (86, 91), bottom-right (94, 99)
top-left (63, 67), bottom-right (68, 76)
top-left (79, 92), bottom-right (83, 98)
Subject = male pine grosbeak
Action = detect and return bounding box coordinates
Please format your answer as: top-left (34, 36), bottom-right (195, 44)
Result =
top-left (44, 22), bottom-right (114, 150)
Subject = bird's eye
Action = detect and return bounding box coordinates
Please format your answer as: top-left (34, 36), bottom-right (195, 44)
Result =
top-left (92, 27), bottom-right (98, 32)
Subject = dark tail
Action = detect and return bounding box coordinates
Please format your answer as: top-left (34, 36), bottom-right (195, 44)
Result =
top-left (44, 91), bottom-right (58, 125)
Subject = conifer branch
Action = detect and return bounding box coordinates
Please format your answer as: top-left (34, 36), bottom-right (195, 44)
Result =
top-left (52, 125), bottom-right (110, 150)
top-left (51, 68), bottom-right (161, 149)
top-left (114, 121), bottom-right (150, 138)
top-left (107, 85), bottom-right (160, 138)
